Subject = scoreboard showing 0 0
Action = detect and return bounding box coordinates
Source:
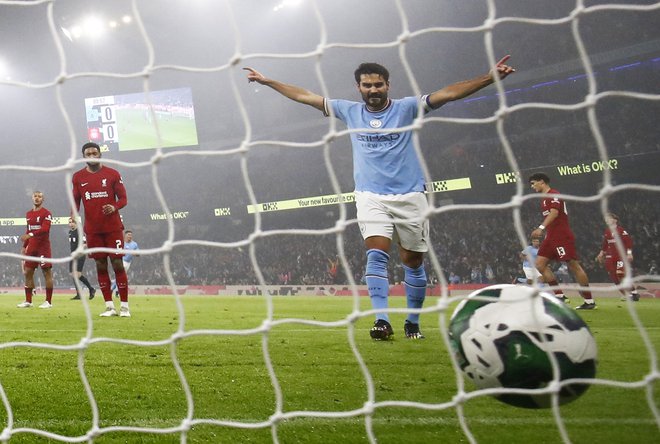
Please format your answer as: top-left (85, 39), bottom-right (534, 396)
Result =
top-left (85, 95), bottom-right (120, 152)
top-left (101, 105), bottom-right (118, 143)
top-left (84, 87), bottom-right (199, 152)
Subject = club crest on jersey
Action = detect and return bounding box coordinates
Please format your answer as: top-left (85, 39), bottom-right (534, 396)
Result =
top-left (102, 178), bottom-right (107, 187)
top-left (369, 119), bottom-right (382, 128)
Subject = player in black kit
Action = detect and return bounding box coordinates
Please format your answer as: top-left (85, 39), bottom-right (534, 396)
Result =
top-left (68, 218), bottom-right (96, 300)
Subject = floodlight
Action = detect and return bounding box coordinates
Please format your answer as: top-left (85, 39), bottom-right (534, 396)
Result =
top-left (70, 25), bottom-right (83, 39)
top-left (83, 16), bottom-right (105, 39)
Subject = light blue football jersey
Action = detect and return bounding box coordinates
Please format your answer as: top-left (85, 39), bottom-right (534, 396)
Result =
top-left (327, 96), bottom-right (431, 194)
top-left (521, 245), bottom-right (539, 268)
top-left (123, 240), bottom-right (139, 263)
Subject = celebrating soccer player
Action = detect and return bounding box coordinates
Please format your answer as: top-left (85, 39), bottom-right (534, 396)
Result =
top-left (529, 172), bottom-right (596, 309)
top-left (595, 212), bottom-right (641, 301)
top-left (72, 142), bottom-right (131, 317)
top-left (244, 56), bottom-right (515, 339)
top-left (18, 191), bottom-right (54, 309)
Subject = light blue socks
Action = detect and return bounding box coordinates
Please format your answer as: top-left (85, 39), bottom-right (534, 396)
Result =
top-left (403, 264), bottom-right (427, 324)
top-left (365, 249), bottom-right (390, 322)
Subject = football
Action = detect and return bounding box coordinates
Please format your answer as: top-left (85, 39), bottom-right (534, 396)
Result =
top-left (448, 284), bottom-right (597, 408)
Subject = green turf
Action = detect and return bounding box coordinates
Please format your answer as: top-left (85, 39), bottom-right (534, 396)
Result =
top-left (116, 108), bottom-right (198, 151)
top-left (0, 295), bottom-right (657, 443)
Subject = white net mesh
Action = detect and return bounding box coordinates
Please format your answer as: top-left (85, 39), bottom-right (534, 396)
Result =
top-left (0, 0), bottom-right (658, 442)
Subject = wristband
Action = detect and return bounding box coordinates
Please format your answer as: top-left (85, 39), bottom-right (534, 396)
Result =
top-left (538, 225), bottom-right (545, 230)
top-left (28, 233), bottom-right (34, 237)
top-left (626, 249), bottom-right (632, 255)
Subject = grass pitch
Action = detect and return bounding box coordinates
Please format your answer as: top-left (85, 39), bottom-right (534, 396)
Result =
top-left (116, 108), bottom-right (198, 151)
top-left (0, 293), bottom-right (657, 443)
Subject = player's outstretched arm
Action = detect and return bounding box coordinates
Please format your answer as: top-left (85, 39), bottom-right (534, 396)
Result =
top-left (427, 55), bottom-right (516, 110)
top-left (243, 67), bottom-right (325, 113)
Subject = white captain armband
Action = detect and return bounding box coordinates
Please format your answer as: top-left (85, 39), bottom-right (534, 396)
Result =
top-left (423, 94), bottom-right (437, 111)
top-left (322, 98), bottom-right (330, 117)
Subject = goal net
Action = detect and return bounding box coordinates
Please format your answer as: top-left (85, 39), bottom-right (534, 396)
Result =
top-left (0, 0), bottom-right (658, 442)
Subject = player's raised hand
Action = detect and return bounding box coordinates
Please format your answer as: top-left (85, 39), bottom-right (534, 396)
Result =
top-left (243, 67), bottom-right (267, 84)
top-left (491, 55), bottom-right (516, 80)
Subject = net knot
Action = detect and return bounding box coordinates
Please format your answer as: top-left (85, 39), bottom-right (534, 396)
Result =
top-left (230, 54), bottom-right (242, 66)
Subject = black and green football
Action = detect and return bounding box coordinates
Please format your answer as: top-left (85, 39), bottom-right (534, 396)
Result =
top-left (448, 284), bottom-right (597, 408)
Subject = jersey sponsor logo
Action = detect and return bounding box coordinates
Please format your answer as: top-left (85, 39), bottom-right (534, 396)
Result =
top-left (28, 224), bottom-right (42, 230)
top-left (356, 133), bottom-right (400, 142)
top-left (84, 191), bottom-right (110, 200)
top-left (369, 119), bottom-right (383, 128)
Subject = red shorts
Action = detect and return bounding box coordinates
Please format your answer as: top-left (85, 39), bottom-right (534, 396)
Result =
top-left (86, 230), bottom-right (125, 260)
top-left (605, 257), bottom-right (627, 282)
top-left (538, 236), bottom-right (578, 262)
top-left (24, 242), bottom-right (52, 269)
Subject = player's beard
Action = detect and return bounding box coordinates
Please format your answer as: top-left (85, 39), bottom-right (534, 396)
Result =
top-left (364, 93), bottom-right (388, 111)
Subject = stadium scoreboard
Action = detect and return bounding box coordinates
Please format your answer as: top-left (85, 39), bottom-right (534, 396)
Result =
top-left (85, 95), bottom-right (119, 152)
top-left (84, 87), bottom-right (199, 152)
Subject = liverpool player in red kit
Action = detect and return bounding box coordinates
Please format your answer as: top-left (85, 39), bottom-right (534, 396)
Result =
top-left (596, 213), bottom-right (641, 301)
top-left (18, 191), bottom-right (55, 309)
top-left (529, 173), bottom-right (596, 310)
top-left (72, 142), bottom-right (131, 317)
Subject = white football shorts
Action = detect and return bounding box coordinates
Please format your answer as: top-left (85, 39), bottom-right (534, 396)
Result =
top-left (523, 265), bottom-right (542, 280)
top-left (355, 190), bottom-right (429, 252)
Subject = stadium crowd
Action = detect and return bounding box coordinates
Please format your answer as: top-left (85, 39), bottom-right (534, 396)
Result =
top-left (2, 192), bottom-right (655, 290)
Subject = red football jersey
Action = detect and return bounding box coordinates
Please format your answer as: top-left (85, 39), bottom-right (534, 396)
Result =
top-left (24, 207), bottom-right (52, 248)
top-left (601, 225), bottom-right (633, 260)
top-left (72, 165), bottom-right (127, 234)
top-left (541, 189), bottom-right (574, 240)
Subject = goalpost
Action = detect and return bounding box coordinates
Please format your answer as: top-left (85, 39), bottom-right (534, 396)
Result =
top-left (0, 0), bottom-right (658, 442)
